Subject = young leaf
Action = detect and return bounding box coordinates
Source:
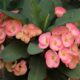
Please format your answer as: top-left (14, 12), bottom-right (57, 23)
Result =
top-left (27, 42), bottom-right (43, 55)
top-left (28, 56), bottom-right (46, 80)
top-left (48, 9), bottom-right (80, 31)
top-left (0, 41), bottom-right (29, 61)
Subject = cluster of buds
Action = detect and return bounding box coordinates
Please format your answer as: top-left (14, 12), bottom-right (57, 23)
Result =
top-left (16, 24), bottom-right (42, 43)
top-left (39, 23), bottom-right (80, 69)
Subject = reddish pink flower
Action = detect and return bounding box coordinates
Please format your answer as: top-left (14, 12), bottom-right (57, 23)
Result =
top-left (5, 20), bottom-right (22, 37)
top-left (62, 32), bottom-right (74, 47)
top-left (52, 26), bottom-right (68, 36)
top-left (66, 23), bottom-right (80, 36)
top-left (55, 6), bottom-right (66, 18)
top-left (45, 50), bottom-right (60, 68)
top-left (50, 35), bottom-right (64, 51)
top-left (39, 32), bottom-right (51, 49)
top-left (59, 48), bottom-right (72, 64)
top-left (0, 28), bottom-right (6, 44)
top-left (13, 60), bottom-right (27, 76)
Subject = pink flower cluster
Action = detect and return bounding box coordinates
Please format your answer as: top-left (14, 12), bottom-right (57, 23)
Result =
top-left (0, 12), bottom-right (42, 44)
top-left (39, 23), bottom-right (80, 69)
top-left (16, 24), bottom-right (42, 43)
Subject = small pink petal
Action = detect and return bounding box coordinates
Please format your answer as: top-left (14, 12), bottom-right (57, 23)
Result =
top-left (62, 32), bottom-right (74, 47)
top-left (45, 50), bottom-right (60, 68)
top-left (50, 35), bottom-right (64, 51)
top-left (55, 6), bottom-right (66, 18)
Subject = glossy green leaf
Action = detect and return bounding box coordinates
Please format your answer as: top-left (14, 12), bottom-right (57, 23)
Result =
top-left (27, 42), bottom-right (43, 55)
top-left (48, 9), bottom-right (80, 31)
top-left (59, 64), bottom-right (80, 78)
top-left (0, 41), bottom-right (29, 61)
top-left (28, 56), bottom-right (46, 80)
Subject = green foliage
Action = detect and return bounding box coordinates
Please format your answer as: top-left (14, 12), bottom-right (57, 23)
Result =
top-left (0, 41), bottom-right (29, 61)
top-left (59, 64), bottom-right (80, 78)
top-left (28, 56), bottom-right (46, 80)
top-left (27, 42), bottom-right (43, 55)
top-left (48, 9), bottom-right (80, 31)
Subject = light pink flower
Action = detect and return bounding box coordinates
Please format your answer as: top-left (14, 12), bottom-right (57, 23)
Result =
top-left (0, 28), bottom-right (6, 44)
top-left (52, 26), bottom-right (68, 36)
top-left (59, 48), bottom-right (72, 64)
top-left (5, 20), bottom-right (22, 37)
top-left (50, 35), bottom-right (64, 51)
top-left (45, 50), bottom-right (60, 68)
top-left (39, 32), bottom-right (51, 49)
top-left (66, 23), bottom-right (80, 36)
top-left (62, 32), bottom-right (74, 47)
top-left (13, 60), bottom-right (27, 76)
top-left (55, 6), bottom-right (66, 18)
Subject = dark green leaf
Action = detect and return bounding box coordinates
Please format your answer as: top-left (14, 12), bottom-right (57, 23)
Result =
top-left (51, 0), bottom-right (62, 7)
top-left (0, 41), bottom-right (29, 61)
top-left (21, 0), bottom-right (40, 26)
top-left (27, 42), bottom-right (43, 55)
top-left (59, 64), bottom-right (80, 78)
top-left (48, 9), bottom-right (80, 31)
top-left (28, 56), bottom-right (46, 80)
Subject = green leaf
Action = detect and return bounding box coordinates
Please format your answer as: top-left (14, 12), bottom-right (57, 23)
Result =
top-left (48, 9), bottom-right (80, 31)
top-left (28, 56), bottom-right (46, 80)
top-left (0, 41), bottom-right (29, 61)
top-left (21, 0), bottom-right (40, 26)
top-left (27, 42), bottom-right (43, 55)
top-left (51, 0), bottom-right (62, 7)
top-left (0, 9), bottom-right (26, 23)
top-left (59, 64), bottom-right (80, 78)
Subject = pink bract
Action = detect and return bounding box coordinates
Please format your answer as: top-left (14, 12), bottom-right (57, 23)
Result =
top-left (62, 32), bottom-right (74, 47)
top-left (55, 6), bottom-right (66, 18)
top-left (45, 50), bottom-right (60, 68)
top-left (59, 48), bottom-right (72, 64)
top-left (39, 32), bottom-right (51, 49)
top-left (5, 20), bottom-right (22, 37)
top-left (50, 35), bottom-right (64, 51)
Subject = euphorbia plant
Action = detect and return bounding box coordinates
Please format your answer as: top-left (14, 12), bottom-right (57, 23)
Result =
top-left (0, 0), bottom-right (80, 80)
